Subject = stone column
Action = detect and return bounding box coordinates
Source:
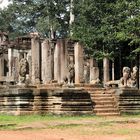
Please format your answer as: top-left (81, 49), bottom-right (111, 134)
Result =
top-left (54, 40), bottom-right (61, 83)
top-left (90, 58), bottom-right (99, 83)
top-left (41, 39), bottom-right (52, 84)
top-left (103, 57), bottom-right (110, 85)
top-left (8, 48), bottom-right (13, 76)
top-left (0, 57), bottom-right (4, 76)
top-left (74, 42), bottom-right (84, 84)
top-left (138, 54), bottom-right (140, 89)
top-left (112, 61), bottom-right (115, 80)
top-left (60, 39), bottom-right (68, 83)
top-left (27, 50), bottom-right (32, 79)
top-left (30, 33), bottom-right (41, 84)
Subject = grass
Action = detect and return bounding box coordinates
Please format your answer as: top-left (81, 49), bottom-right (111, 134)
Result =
top-left (0, 113), bottom-right (140, 137)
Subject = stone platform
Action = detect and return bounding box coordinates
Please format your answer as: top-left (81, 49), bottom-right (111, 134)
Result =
top-left (115, 88), bottom-right (140, 114)
top-left (0, 86), bottom-right (93, 115)
top-left (0, 85), bottom-right (139, 116)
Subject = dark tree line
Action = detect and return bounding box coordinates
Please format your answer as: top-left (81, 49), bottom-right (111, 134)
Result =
top-left (0, 0), bottom-right (140, 59)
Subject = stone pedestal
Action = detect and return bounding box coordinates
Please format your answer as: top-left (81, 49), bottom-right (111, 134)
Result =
top-left (103, 57), bottom-right (110, 85)
top-left (41, 39), bottom-right (52, 84)
top-left (30, 33), bottom-right (41, 84)
top-left (74, 43), bottom-right (84, 84)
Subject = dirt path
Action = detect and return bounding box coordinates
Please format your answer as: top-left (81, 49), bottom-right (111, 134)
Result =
top-left (0, 130), bottom-right (128, 140)
top-left (0, 116), bottom-right (139, 140)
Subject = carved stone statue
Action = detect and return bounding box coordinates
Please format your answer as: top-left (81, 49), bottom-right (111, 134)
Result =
top-left (63, 56), bottom-right (75, 86)
top-left (119, 67), bottom-right (131, 87)
top-left (130, 66), bottom-right (138, 87)
top-left (84, 60), bottom-right (90, 83)
top-left (105, 66), bottom-right (138, 88)
top-left (18, 58), bottom-right (29, 84)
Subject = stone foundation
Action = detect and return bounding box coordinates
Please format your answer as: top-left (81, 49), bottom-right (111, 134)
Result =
top-left (0, 86), bottom-right (140, 116)
top-left (115, 88), bottom-right (140, 114)
top-left (0, 87), bottom-right (93, 115)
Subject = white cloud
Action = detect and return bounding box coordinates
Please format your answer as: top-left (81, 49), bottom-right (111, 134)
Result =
top-left (0, 0), bottom-right (10, 9)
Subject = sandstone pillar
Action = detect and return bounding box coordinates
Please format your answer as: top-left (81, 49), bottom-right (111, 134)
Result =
top-left (112, 61), bottom-right (115, 80)
top-left (89, 58), bottom-right (99, 82)
top-left (0, 57), bottom-right (4, 76)
top-left (54, 40), bottom-right (61, 83)
top-left (60, 39), bottom-right (68, 82)
top-left (27, 50), bottom-right (32, 79)
top-left (41, 39), bottom-right (52, 84)
top-left (8, 48), bottom-right (13, 76)
top-left (74, 42), bottom-right (84, 84)
top-left (103, 57), bottom-right (110, 85)
top-left (30, 33), bottom-right (41, 84)
top-left (138, 54), bottom-right (140, 89)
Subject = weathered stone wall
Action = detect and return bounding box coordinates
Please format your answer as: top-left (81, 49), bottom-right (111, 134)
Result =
top-left (0, 87), bottom-right (93, 115)
top-left (115, 88), bottom-right (140, 114)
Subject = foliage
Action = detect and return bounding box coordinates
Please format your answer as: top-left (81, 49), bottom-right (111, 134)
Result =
top-left (71, 0), bottom-right (140, 59)
top-left (0, 0), bottom-right (70, 39)
top-left (0, 0), bottom-right (140, 59)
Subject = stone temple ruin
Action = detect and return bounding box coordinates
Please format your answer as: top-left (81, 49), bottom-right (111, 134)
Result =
top-left (0, 31), bottom-right (140, 116)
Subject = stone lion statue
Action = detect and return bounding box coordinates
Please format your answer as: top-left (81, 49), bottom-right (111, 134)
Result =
top-left (105, 66), bottom-right (138, 88)
top-left (63, 56), bottom-right (75, 86)
top-left (119, 67), bottom-right (131, 87)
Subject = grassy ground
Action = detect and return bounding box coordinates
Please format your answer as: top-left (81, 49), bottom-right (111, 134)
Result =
top-left (0, 114), bottom-right (140, 139)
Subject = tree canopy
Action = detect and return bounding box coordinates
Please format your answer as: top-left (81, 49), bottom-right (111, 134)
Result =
top-left (72, 0), bottom-right (140, 59)
top-left (0, 0), bottom-right (70, 38)
top-left (0, 0), bottom-right (140, 58)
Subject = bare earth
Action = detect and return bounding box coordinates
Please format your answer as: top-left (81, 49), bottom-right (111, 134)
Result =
top-left (0, 116), bottom-right (140, 140)
top-left (0, 130), bottom-right (129, 140)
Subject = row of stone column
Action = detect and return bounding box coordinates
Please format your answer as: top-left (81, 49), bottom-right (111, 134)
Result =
top-left (5, 33), bottom-right (111, 85)
top-left (30, 35), bottom-right (108, 85)
top-left (30, 34), bottom-right (86, 85)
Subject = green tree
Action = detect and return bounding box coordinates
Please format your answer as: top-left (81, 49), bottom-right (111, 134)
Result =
top-left (0, 0), bottom-right (70, 39)
top-left (72, 0), bottom-right (140, 60)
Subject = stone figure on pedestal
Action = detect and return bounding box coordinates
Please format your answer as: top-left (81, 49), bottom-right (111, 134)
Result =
top-left (105, 66), bottom-right (138, 88)
top-left (63, 56), bottom-right (75, 86)
top-left (130, 66), bottom-right (138, 87)
top-left (84, 60), bottom-right (90, 83)
top-left (18, 58), bottom-right (29, 84)
top-left (119, 67), bottom-right (131, 87)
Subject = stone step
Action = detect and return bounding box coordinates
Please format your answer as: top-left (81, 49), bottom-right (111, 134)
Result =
top-left (91, 97), bottom-right (114, 101)
top-left (93, 108), bottom-right (119, 113)
top-left (95, 112), bottom-right (120, 116)
top-left (94, 104), bottom-right (116, 108)
top-left (48, 110), bottom-right (93, 115)
top-left (90, 94), bottom-right (113, 97)
top-left (120, 110), bottom-right (140, 114)
top-left (119, 102), bottom-right (140, 105)
top-left (92, 101), bottom-right (115, 105)
top-left (88, 91), bottom-right (106, 94)
top-left (119, 107), bottom-right (140, 110)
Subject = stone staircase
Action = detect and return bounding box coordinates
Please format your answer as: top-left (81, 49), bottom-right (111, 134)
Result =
top-left (87, 88), bottom-right (120, 116)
